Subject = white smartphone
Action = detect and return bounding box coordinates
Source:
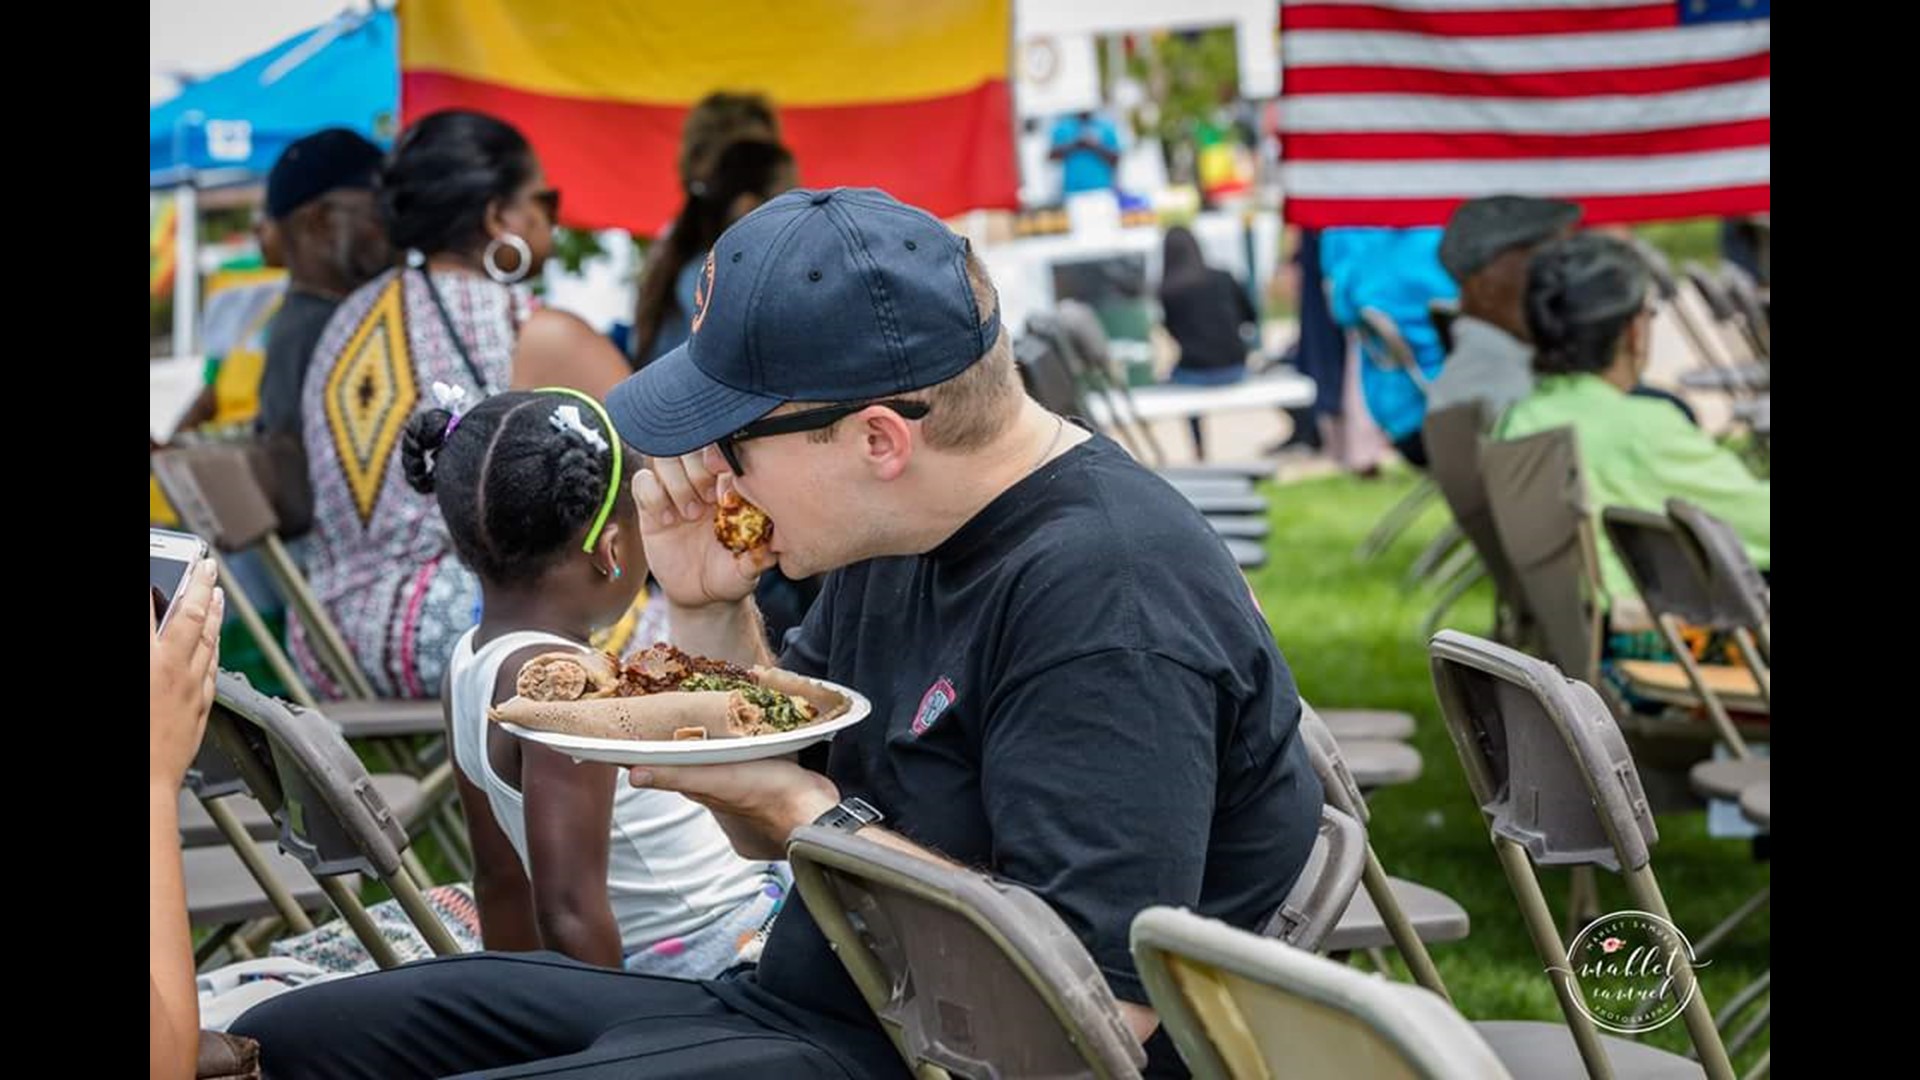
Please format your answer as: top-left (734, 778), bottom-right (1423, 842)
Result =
top-left (151, 528), bottom-right (210, 632)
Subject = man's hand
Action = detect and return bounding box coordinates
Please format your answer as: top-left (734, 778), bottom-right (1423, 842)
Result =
top-left (629, 757), bottom-right (839, 860)
top-left (633, 454), bottom-right (774, 609)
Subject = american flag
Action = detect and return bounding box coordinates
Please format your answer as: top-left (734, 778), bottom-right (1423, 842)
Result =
top-left (1276, 0), bottom-right (1771, 227)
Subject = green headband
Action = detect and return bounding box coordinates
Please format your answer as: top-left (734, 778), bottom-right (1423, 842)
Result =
top-left (537, 387), bottom-right (623, 554)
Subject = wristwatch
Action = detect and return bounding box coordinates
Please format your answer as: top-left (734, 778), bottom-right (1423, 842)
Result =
top-left (813, 796), bottom-right (885, 836)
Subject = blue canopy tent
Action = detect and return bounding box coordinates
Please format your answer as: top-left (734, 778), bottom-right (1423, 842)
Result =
top-left (151, 7), bottom-right (397, 184)
top-left (150, 7), bottom-right (397, 355)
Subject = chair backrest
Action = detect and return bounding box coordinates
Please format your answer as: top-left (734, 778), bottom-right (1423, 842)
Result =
top-left (1296, 704), bottom-right (1367, 825)
top-left (1427, 631), bottom-right (1657, 872)
top-left (1261, 805), bottom-right (1367, 953)
top-left (1479, 427), bottom-right (1602, 684)
top-left (786, 825), bottom-right (1148, 1080)
top-left (1131, 907), bottom-right (1511, 1080)
top-left (1013, 318), bottom-right (1090, 419)
top-left (1716, 263), bottom-right (1770, 357)
top-left (207, 671), bottom-right (410, 880)
top-left (1599, 507), bottom-right (1729, 630)
top-left (157, 444), bottom-right (374, 698)
top-left (151, 444), bottom-right (280, 553)
top-left (1665, 499), bottom-right (1770, 639)
top-left (1423, 402), bottom-right (1526, 637)
top-left (1683, 262), bottom-right (1736, 321)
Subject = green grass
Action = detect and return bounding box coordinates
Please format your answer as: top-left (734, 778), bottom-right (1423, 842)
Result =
top-left (1248, 467), bottom-right (1769, 1072)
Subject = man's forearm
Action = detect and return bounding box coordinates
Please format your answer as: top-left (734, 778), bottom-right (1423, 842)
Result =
top-left (667, 598), bottom-right (774, 669)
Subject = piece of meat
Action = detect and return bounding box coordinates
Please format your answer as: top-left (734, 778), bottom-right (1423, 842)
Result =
top-left (617, 643), bottom-right (751, 696)
top-left (714, 490), bottom-right (773, 554)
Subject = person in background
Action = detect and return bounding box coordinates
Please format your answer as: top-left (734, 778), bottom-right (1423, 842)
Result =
top-left (1158, 225), bottom-right (1257, 459)
top-left (1049, 108), bottom-right (1122, 196)
top-left (296, 109), bottom-right (629, 700)
top-left (620, 92), bottom-right (783, 368)
top-left (1321, 226), bottom-right (1458, 468)
top-left (1428, 195), bottom-right (1580, 422)
top-left (1498, 233), bottom-right (1768, 606)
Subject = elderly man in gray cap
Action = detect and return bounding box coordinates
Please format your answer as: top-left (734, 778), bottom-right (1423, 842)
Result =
top-left (1426, 195), bottom-right (1581, 421)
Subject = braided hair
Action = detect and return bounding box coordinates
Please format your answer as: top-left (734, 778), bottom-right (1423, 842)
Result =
top-left (400, 391), bottom-right (636, 586)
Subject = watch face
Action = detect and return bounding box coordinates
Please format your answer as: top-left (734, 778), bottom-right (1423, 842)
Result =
top-left (844, 796), bottom-right (883, 825)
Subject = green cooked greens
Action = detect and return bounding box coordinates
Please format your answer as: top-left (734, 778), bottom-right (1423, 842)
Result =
top-left (678, 674), bottom-right (818, 732)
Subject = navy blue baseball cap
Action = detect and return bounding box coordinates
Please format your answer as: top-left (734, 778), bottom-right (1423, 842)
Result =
top-left (606, 187), bottom-right (1001, 457)
top-left (265, 128), bottom-right (384, 221)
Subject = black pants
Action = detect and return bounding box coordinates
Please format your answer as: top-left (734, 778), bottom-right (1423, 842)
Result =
top-left (229, 952), bottom-right (858, 1079)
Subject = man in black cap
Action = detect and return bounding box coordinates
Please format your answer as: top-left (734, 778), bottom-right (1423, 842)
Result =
top-left (248, 128), bottom-right (391, 535)
top-left (231, 188), bottom-right (1322, 1079)
top-left (1427, 194), bottom-right (1581, 421)
top-left (254, 127), bottom-right (390, 444)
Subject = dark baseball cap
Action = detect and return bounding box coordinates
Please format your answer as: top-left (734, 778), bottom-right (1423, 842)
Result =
top-left (606, 187), bottom-right (1000, 457)
top-left (265, 128), bottom-right (384, 221)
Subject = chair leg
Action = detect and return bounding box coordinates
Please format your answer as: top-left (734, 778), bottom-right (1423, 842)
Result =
top-left (1421, 562), bottom-right (1487, 640)
top-left (1725, 1000), bottom-right (1770, 1058)
top-left (1695, 885), bottom-right (1770, 959)
top-left (1403, 522), bottom-right (1464, 590)
top-left (1715, 969), bottom-right (1770, 1034)
top-left (1356, 480), bottom-right (1437, 562)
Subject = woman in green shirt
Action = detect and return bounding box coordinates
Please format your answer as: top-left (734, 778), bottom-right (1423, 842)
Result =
top-left (1499, 233), bottom-right (1769, 608)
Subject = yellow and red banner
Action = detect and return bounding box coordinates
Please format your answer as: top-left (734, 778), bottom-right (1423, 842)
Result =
top-left (399, 0), bottom-right (1017, 234)
top-left (150, 194), bottom-right (179, 300)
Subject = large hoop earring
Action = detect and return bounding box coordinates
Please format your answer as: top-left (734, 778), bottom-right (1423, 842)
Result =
top-left (483, 233), bottom-right (532, 284)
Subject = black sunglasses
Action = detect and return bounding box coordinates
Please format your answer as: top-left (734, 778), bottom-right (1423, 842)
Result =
top-left (531, 188), bottom-right (562, 222)
top-left (718, 399), bottom-right (931, 476)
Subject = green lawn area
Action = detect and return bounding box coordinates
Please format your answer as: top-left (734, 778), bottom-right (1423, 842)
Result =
top-left (1248, 467), bottom-right (1769, 1073)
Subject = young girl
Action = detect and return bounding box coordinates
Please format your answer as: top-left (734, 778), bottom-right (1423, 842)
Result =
top-left (401, 386), bottom-right (788, 976)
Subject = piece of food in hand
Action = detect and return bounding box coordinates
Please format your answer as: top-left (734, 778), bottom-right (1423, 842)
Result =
top-left (516, 651), bottom-right (620, 702)
top-left (491, 643), bottom-right (850, 743)
top-left (714, 490), bottom-right (773, 554)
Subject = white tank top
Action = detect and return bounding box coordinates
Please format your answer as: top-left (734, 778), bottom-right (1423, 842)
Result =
top-left (448, 627), bottom-right (776, 949)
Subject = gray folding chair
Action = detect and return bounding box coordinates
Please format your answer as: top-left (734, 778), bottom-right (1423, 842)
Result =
top-left (785, 825), bottom-right (1148, 1079)
top-left (1606, 504), bottom-right (1774, 965)
top-left (1301, 705), bottom-right (1466, 999)
top-left (149, 444), bottom-right (446, 733)
top-left (152, 444), bottom-right (470, 874)
top-left (1478, 429), bottom-right (1766, 750)
top-left (1601, 507), bottom-right (1769, 763)
top-left (1132, 907), bottom-right (1510, 1080)
top-left (1052, 299), bottom-right (1282, 485)
top-left (202, 671), bottom-right (465, 968)
top-left (786, 802), bottom-right (1364, 1077)
top-left (1423, 402), bottom-right (1522, 644)
top-left (1428, 630), bottom-right (1735, 1080)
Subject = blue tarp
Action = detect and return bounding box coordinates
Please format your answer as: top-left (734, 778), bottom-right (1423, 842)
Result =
top-left (150, 9), bottom-right (397, 186)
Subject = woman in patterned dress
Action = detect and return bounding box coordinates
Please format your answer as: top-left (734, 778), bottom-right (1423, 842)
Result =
top-left (296, 110), bottom-right (629, 697)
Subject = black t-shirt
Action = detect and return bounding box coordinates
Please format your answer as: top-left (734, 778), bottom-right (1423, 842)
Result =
top-left (257, 289), bottom-right (341, 439)
top-left (1160, 268), bottom-right (1259, 371)
top-left (707, 432), bottom-right (1324, 1078)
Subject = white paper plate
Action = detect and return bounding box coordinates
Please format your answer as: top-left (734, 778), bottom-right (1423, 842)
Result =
top-left (497, 676), bottom-right (871, 766)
